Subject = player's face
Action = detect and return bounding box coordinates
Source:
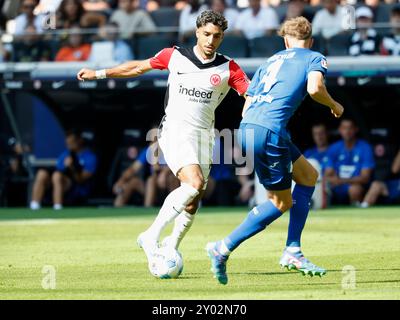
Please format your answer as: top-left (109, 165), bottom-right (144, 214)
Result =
top-left (339, 121), bottom-right (358, 142)
top-left (196, 23), bottom-right (224, 58)
top-left (66, 135), bottom-right (82, 152)
top-left (312, 126), bottom-right (328, 147)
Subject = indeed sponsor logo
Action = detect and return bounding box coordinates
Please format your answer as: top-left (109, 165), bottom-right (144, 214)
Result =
top-left (179, 85), bottom-right (213, 99)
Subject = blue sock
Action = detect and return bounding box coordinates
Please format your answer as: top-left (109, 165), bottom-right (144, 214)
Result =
top-left (286, 184), bottom-right (315, 248)
top-left (224, 200), bottom-right (283, 252)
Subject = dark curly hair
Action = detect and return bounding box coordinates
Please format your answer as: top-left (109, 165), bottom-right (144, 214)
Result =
top-left (196, 10), bottom-right (228, 32)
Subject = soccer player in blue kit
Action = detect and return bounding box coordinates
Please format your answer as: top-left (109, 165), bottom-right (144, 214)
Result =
top-left (206, 17), bottom-right (344, 284)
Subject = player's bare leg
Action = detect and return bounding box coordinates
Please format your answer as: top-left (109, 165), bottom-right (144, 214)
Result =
top-left (361, 181), bottom-right (387, 208)
top-left (30, 169), bottom-right (51, 210)
top-left (280, 156), bottom-right (326, 277)
top-left (137, 164), bottom-right (201, 259)
top-left (51, 172), bottom-right (72, 210)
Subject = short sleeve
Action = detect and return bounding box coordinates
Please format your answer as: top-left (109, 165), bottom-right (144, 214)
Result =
top-left (149, 47), bottom-right (174, 70)
top-left (325, 144), bottom-right (337, 170)
top-left (228, 60), bottom-right (250, 95)
top-left (56, 151), bottom-right (68, 171)
top-left (246, 66), bottom-right (263, 97)
top-left (82, 152), bottom-right (97, 174)
top-left (137, 147), bottom-right (148, 165)
top-left (307, 53), bottom-right (328, 77)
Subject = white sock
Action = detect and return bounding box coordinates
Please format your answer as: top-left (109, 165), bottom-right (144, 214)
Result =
top-left (219, 240), bottom-right (231, 256)
top-left (287, 246), bottom-right (301, 253)
top-left (169, 210), bottom-right (196, 249)
top-left (145, 183), bottom-right (199, 242)
top-left (53, 204), bottom-right (63, 210)
top-left (360, 201), bottom-right (370, 208)
top-left (30, 201), bottom-right (41, 210)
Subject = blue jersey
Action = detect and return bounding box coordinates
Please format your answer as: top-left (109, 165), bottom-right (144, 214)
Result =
top-left (56, 149), bottom-right (97, 174)
top-left (326, 139), bottom-right (375, 179)
top-left (242, 48), bottom-right (328, 140)
top-left (304, 147), bottom-right (329, 172)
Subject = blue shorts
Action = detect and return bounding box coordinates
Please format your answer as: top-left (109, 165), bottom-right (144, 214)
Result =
top-left (385, 179), bottom-right (400, 201)
top-left (239, 123), bottom-right (301, 191)
top-left (331, 184), bottom-right (350, 203)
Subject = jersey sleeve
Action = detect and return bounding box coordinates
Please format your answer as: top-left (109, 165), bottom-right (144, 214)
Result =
top-left (361, 142), bottom-right (375, 170)
top-left (149, 47), bottom-right (174, 70)
top-left (246, 66), bottom-right (263, 97)
top-left (307, 53), bottom-right (328, 77)
top-left (56, 151), bottom-right (68, 171)
top-left (82, 152), bottom-right (98, 174)
top-left (228, 60), bottom-right (250, 95)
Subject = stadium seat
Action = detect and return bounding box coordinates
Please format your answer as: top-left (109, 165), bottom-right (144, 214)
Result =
top-left (134, 35), bottom-right (176, 59)
top-left (249, 35), bottom-right (286, 58)
top-left (150, 7), bottom-right (180, 29)
top-left (218, 34), bottom-right (249, 58)
top-left (311, 34), bottom-right (327, 55)
top-left (275, 3), bottom-right (288, 23)
top-left (326, 33), bottom-right (352, 56)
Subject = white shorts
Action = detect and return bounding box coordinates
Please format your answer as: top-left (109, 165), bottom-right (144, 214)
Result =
top-left (158, 122), bottom-right (215, 188)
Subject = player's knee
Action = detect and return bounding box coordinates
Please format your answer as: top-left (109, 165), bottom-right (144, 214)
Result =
top-left (36, 169), bottom-right (50, 183)
top-left (51, 171), bottom-right (64, 184)
top-left (187, 176), bottom-right (205, 191)
top-left (309, 167), bottom-right (319, 186)
top-left (370, 181), bottom-right (384, 192)
top-left (269, 195), bottom-right (293, 212)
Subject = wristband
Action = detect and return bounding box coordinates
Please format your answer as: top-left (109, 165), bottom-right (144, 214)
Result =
top-left (95, 69), bottom-right (107, 79)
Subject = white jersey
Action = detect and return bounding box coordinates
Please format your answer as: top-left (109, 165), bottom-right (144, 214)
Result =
top-left (149, 46), bottom-right (249, 129)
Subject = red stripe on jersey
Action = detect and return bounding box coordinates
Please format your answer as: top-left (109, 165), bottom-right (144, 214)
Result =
top-left (149, 47), bottom-right (175, 70)
top-left (228, 60), bottom-right (249, 96)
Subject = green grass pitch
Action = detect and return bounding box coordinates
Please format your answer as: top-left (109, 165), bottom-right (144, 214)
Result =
top-left (0, 206), bottom-right (399, 300)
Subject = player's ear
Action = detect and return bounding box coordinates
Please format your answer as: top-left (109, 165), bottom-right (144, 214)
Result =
top-left (195, 28), bottom-right (200, 40)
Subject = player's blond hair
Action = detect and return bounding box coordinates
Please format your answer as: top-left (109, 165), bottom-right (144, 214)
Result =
top-left (278, 16), bottom-right (312, 40)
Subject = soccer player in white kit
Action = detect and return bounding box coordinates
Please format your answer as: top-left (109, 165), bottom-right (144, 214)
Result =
top-left (77, 10), bottom-right (249, 264)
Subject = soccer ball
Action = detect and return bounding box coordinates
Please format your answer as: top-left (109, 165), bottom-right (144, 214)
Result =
top-left (148, 247), bottom-right (183, 279)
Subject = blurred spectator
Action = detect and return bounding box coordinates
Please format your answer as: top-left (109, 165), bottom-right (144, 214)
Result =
top-left (361, 149), bottom-right (400, 207)
top-left (113, 137), bottom-right (179, 207)
top-left (55, 25), bottom-right (91, 61)
top-left (325, 119), bottom-right (375, 205)
top-left (110, 0), bottom-right (157, 39)
top-left (35, 0), bottom-right (63, 14)
top-left (13, 0), bottom-right (47, 35)
top-left (312, 0), bottom-right (345, 39)
top-left (30, 129), bottom-right (98, 210)
top-left (364, 0), bottom-right (380, 21)
top-left (203, 138), bottom-right (254, 206)
top-left (56, 0), bottom-right (106, 30)
top-left (304, 123), bottom-right (330, 173)
top-left (179, 0), bottom-right (208, 42)
top-left (210, 0), bottom-right (238, 32)
top-left (349, 6), bottom-right (380, 56)
top-left (234, 0), bottom-right (279, 40)
top-left (11, 24), bottom-right (51, 61)
top-left (81, 0), bottom-right (113, 12)
top-left (283, 0), bottom-right (314, 23)
top-left (0, 40), bottom-right (6, 62)
top-left (380, 5), bottom-right (400, 55)
top-left (0, 137), bottom-right (30, 206)
top-left (56, 0), bottom-right (86, 28)
top-left (89, 22), bottom-right (134, 62)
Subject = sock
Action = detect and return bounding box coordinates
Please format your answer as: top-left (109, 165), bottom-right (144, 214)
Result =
top-left (53, 204), bottom-right (63, 210)
top-left (30, 201), bottom-right (41, 210)
top-left (169, 210), bottom-right (196, 249)
top-left (219, 240), bottom-right (231, 256)
top-left (286, 246), bottom-right (301, 253)
top-left (286, 184), bottom-right (315, 248)
top-left (224, 200), bottom-right (283, 252)
top-left (360, 201), bottom-right (369, 208)
top-left (145, 183), bottom-right (199, 242)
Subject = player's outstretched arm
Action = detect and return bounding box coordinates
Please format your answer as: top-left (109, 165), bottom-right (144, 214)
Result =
top-left (77, 59), bottom-right (153, 81)
top-left (307, 71), bottom-right (344, 118)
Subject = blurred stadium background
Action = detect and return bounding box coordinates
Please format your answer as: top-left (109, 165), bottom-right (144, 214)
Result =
top-left (1, 0), bottom-right (400, 210)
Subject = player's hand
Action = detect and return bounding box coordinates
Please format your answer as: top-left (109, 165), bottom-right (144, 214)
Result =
top-left (64, 156), bottom-right (73, 168)
top-left (77, 68), bottom-right (96, 81)
top-left (331, 102), bottom-right (344, 118)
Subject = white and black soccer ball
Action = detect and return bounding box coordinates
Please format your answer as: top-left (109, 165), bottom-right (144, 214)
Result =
top-left (148, 247), bottom-right (183, 279)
